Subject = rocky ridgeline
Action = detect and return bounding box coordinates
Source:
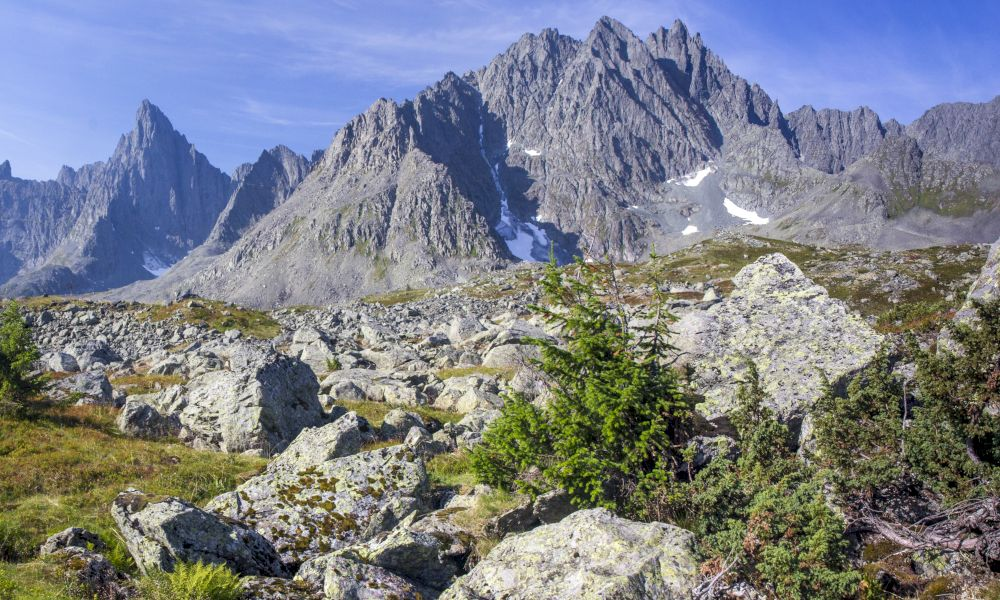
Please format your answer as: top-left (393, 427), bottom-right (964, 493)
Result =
top-left (33, 249), bottom-right (991, 598)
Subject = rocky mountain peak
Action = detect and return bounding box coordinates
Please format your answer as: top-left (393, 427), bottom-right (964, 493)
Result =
top-left (0, 160), bottom-right (11, 180)
top-left (134, 99), bottom-right (174, 139)
top-left (786, 104), bottom-right (891, 173)
top-left (906, 94), bottom-right (1000, 168)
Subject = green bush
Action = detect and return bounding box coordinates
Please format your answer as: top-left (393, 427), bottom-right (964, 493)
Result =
top-left (905, 299), bottom-right (1000, 501)
top-left (814, 348), bottom-right (906, 498)
top-left (651, 364), bottom-right (859, 599)
top-left (0, 301), bottom-right (40, 407)
top-left (471, 257), bottom-right (692, 511)
top-left (137, 561), bottom-right (242, 600)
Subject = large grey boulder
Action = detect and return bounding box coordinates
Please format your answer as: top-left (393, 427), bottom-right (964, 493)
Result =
top-left (52, 371), bottom-right (114, 406)
top-left (673, 253), bottom-right (883, 431)
top-left (44, 351), bottom-right (79, 373)
top-left (290, 326), bottom-right (340, 375)
top-left (140, 342), bottom-right (324, 455)
top-left (331, 512), bottom-right (466, 591)
top-left (441, 508), bottom-right (698, 599)
top-left (954, 238), bottom-right (999, 325)
top-left (296, 555), bottom-right (422, 600)
top-left (64, 339), bottom-right (119, 371)
top-left (206, 445), bottom-right (428, 566)
top-left (116, 398), bottom-right (180, 439)
top-left (267, 411), bottom-right (368, 471)
top-left (110, 489), bottom-right (287, 577)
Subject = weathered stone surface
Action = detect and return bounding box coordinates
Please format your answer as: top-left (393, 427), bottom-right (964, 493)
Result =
top-left (49, 547), bottom-right (130, 599)
top-left (52, 371), bottom-right (114, 406)
top-left (485, 489), bottom-right (575, 538)
top-left (380, 409), bottom-right (424, 440)
top-left (207, 446), bottom-right (428, 566)
top-left (39, 527), bottom-right (105, 556)
top-left (954, 237), bottom-right (999, 325)
top-left (296, 555), bottom-right (422, 600)
top-left (116, 398), bottom-right (180, 439)
top-left (433, 375), bottom-right (504, 413)
top-left (441, 508), bottom-right (698, 599)
top-left (142, 342), bottom-right (324, 455)
top-left (239, 576), bottom-right (322, 600)
top-left (268, 411), bottom-right (368, 471)
top-left (332, 512), bottom-right (465, 591)
top-left (44, 351), bottom-right (79, 373)
top-left (64, 339), bottom-right (119, 371)
top-left (674, 253), bottom-right (883, 430)
top-left (111, 489), bottom-right (287, 577)
top-left (481, 344), bottom-right (539, 370)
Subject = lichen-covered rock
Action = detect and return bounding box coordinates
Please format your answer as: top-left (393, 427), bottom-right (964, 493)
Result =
top-left (206, 446), bottom-right (428, 566)
top-left (239, 576), bottom-right (322, 600)
top-left (952, 237), bottom-right (999, 328)
top-left (268, 411), bottom-right (368, 471)
top-left (442, 508), bottom-right (697, 599)
top-left (380, 409), bottom-right (424, 440)
top-left (142, 341), bottom-right (325, 455)
top-left (50, 546), bottom-right (130, 599)
top-left (111, 489), bottom-right (287, 577)
top-left (318, 556), bottom-right (422, 600)
top-left (40, 527), bottom-right (105, 556)
top-left (290, 326), bottom-right (340, 376)
top-left (116, 398), bottom-right (180, 439)
top-left (432, 375), bottom-right (504, 413)
top-left (674, 253), bottom-right (883, 431)
top-left (332, 512), bottom-right (466, 591)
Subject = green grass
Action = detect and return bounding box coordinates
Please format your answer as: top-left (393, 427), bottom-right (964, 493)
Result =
top-left (426, 452), bottom-right (477, 490)
top-left (0, 397), bottom-right (267, 595)
top-left (108, 374), bottom-right (185, 396)
top-left (361, 288), bottom-right (431, 306)
top-left (336, 400), bottom-right (465, 427)
top-left (0, 560), bottom-right (76, 599)
top-left (436, 366), bottom-right (516, 381)
top-left (140, 299), bottom-right (280, 339)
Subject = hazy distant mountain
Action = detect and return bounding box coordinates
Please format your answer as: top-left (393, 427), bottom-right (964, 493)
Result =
top-left (5, 17), bottom-right (1000, 306)
top-left (1, 101), bottom-right (233, 296)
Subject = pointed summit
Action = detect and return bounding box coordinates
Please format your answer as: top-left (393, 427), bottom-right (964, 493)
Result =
top-left (0, 160), bottom-right (11, 180)
top-left (133, 100), bottom-right (176, 145)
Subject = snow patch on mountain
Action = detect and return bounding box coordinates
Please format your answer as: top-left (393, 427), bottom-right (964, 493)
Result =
top-left (670, 164), bottom-right (715, 187)
top-left (724, 198), bottom-right (769, 225)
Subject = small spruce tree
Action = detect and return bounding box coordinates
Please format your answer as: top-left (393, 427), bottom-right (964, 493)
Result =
top-left (0, 301), bottom-right (39, 407)
top-left (471, 256), bottom-right (692, 511)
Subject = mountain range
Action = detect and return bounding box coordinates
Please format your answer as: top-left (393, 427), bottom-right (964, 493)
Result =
top-left (2, 17), bottom-right (998, 307)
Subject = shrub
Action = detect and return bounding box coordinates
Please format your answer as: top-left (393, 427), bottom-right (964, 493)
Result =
top-left (905, 299), bottom-right (1000, 501)
top-left (813, 348), bottom-right (906, 498)
top-left (471, 256), bottom-right (692, 511)
top-left (0, 301), bottom-right (40, 407)
top-left (652, 364), bottom-right (859, 599)
top-left (137, 561), bottom-right (242, 600)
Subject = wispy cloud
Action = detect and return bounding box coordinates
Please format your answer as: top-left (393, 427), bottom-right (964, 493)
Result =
top-left (0, 127), bottom-right (29, 145)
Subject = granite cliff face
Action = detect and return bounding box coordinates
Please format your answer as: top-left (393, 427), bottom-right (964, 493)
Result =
top-left (4, 18), bottom-right (1000, 306)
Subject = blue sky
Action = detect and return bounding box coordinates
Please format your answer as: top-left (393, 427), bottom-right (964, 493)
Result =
top-left (1, 0), bottom-right (998, 181)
